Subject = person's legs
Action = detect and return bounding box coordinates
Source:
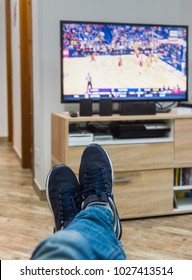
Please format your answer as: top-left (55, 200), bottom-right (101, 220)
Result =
top-left (66, 205), bottom-right (125, 259)
top-left (31, 144), bottom-right (126, 260)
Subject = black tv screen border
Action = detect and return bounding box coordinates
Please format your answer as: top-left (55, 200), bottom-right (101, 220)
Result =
top-left (60, 20), bottom-right (188, 103)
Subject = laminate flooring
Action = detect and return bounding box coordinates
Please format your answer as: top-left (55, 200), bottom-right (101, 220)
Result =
top-left (0, 140), bottom-right (192, 259)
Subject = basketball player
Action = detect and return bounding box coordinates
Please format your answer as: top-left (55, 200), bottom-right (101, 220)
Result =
top-left (118, 55), bottom-right (122, 67)
top-left (86, 73), bottom-right (92, 93)
top-left (139, 54), bottom-right (143, 74)
top-left (154, 52), bottom-right (159, 64)
top-left (91, 52), bottom-right (97, 62)
top-left (146, 56), bottom-right (152, 72)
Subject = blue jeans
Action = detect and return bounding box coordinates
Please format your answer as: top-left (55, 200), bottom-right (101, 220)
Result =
top-left (31, 205), bottom-right (126, 260)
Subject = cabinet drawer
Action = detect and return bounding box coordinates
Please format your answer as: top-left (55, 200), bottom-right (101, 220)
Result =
top-left (114, 169), bottom-right (173, 219)
top-left (105, 143), bottom-right (174, 172)
top-left (68, 143), bottom-right (174, 173)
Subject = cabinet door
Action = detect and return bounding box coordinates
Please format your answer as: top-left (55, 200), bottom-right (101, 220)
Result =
top-left (114, 169), bottom-right (173, 219)
top-left (68, 146), bottom-right (85, 174)
top-left (175, 119), bottom-right (192, 161)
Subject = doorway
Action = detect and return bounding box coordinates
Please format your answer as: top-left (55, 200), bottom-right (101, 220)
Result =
top-left (5, 0), bottom-right (33, 169)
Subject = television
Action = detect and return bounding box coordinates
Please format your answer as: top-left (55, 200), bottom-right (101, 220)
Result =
top-left (60, 20), bottom-right (188, 105)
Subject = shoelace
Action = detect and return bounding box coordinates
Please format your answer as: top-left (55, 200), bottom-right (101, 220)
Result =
top-left (58, 187), bottom-right (78, 229)
top-left (81, 167), bottom-right (110, 199)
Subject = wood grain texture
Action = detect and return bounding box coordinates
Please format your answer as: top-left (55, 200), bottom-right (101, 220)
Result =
top-left (1, 140), bottom-right (192, 260)
top-left (114, 169), bottom-right (173, 218)
top-left (175, 119), bottom-right (192, 161)
top-left (122, 215), bottom-right (192, 260)
top-left (0, 140), bottom-right (52, 259)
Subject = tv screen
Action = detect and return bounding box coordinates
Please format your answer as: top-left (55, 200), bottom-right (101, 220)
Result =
top-left (60, 20), bottom-right (188, 103)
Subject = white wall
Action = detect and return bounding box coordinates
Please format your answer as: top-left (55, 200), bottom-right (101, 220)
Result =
top-left (32, 0), bottom-right (192, 189)
top-left (0, 0), bottom-right (8, 137)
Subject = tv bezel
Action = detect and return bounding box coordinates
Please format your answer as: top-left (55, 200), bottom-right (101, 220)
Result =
top-left (60, 20), bottom-right (188, 103)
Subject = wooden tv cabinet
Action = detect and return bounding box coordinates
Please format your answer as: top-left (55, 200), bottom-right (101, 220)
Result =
top-left (51, 110), bottom-right (192, 219)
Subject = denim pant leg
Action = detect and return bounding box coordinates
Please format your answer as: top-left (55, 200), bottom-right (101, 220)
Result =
top-left (31, 205), bottom-right (126, 260)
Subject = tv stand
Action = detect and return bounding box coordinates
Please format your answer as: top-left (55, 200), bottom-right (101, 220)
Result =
top-left (51, 111), bottom-right (192, 219)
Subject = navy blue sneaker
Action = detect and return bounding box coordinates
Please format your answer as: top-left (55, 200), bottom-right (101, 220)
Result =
top-left (46, 164), bottom-right (81, 232)
top-left (79, 144), bottom-right (122, 239)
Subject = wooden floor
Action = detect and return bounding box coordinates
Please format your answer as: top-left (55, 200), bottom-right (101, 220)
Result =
top-left (1, 139), bottom-right (192, 260)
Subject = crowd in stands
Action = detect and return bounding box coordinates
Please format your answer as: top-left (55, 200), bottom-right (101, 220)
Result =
top-left (63, 23), bottom-right (186, 72)
top-left (63, 23), bottom-right (108, 55)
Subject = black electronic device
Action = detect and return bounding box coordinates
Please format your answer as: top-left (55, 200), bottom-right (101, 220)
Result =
top-left (177, 102), bottom-right (192, 108)
top-left (69, 111), bottom-right (78, 117)
top-left (60, 20), bottom-right (188, 110)
top-left (79, 99), bottom-right (92, 116)
top-left (119, 102), bottom-right (156, 115)
top-left (99, 99), bottom-right (112, 116)
top-left (110, 121), bottom-right (170, 139)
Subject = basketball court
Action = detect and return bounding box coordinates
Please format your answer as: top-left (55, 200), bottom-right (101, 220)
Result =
top-left (63, 54), bottom-right (186, 95)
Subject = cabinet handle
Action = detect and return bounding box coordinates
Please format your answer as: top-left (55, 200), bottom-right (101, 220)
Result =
top-left (114, 176), bottom-right (132, 183)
